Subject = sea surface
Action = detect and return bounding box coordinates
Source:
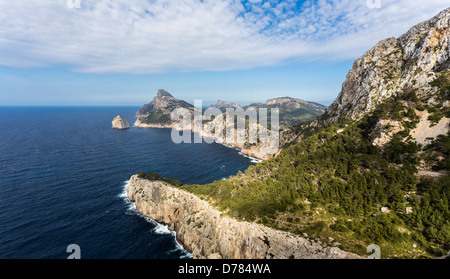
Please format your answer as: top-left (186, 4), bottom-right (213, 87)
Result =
top-left (0, 107), bottom-right (255, 259)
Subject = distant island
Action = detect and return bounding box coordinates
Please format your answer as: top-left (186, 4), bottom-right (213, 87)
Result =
top-left (128, 8), bottom-right (450, 259)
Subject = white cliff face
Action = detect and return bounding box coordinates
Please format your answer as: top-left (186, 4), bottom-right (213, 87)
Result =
top-left (127, 175), bottom-right (362, 259)
top-left (326, 8), bottom-right (449, 122)
top-left (112, 115), bottom-right (130, 129)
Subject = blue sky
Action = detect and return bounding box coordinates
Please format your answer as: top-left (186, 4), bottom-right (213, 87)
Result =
top-left (0, 0), bottom-right (448, 106)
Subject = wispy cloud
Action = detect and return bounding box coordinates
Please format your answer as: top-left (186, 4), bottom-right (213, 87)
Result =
top-left (0, 0), bottom-right (448, 73)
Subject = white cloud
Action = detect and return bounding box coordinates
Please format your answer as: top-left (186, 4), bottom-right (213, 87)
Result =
top-left (0, 0), bottom-right (448, 73)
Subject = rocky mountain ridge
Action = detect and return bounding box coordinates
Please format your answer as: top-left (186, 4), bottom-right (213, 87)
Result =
top-left (135, 89), bottom-right (198, 128)
top-left (128, 9), bottom-right (449, 259)
top-left (174, 8), bottom-right (449, 259)
top-left (112, 115), bottom-right (130, 129)
top-left (135, 89), bottom-right (326, 159)
top-left (284, 8), bottom-right (449, 156)
top-left (325, 8), bottom-right (449, 123)
top-left (136, 90), bottom-right (325, 128)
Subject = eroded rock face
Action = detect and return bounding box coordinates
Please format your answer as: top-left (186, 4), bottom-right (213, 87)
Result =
top-left (326, 8), bottom-right (449, 122)
top-left (112, 115), bottom-right (130, 129)
top-left (371, 119), bottom-right (405, 147)
top-left (409, 110), bottom-right (450, 147)
top-left (127, 175), bottom-right (363, 259)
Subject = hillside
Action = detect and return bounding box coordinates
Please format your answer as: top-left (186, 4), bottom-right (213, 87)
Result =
top-left (203, 96), bottom-right (326, 159)
top-left (135, 90), bottom-right (326, 159)
top-left (252, 97), bottom-right (325, 128)
top-left (208, 97), bottom-right (326, 128)
top-left (135, 89), bottom-right (198, 128)
top-left (181, 8), bottom-right (450, 258)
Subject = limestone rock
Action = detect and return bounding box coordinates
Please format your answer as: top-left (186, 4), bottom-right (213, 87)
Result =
top-left (112, 115), bottom-right (130, 129)
top-left (127, 175), bottom-right (363, 259)
top-left (325, 8), bottom-right (449, 122)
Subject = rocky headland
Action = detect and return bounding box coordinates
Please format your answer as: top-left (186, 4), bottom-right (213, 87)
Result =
top-left (127, 174), bottom-right (362, 259)
top-left (134, 90), bottom-right (326, 160)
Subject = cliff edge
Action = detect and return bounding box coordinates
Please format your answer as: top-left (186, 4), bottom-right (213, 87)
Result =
top-left (127, 174), bottom-right (362, 259)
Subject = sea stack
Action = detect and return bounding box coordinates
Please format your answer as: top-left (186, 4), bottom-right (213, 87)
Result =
top-left (112, 115), bottom-right (130, 130)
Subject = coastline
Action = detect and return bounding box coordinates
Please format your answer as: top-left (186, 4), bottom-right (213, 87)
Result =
top-left (126, 174), bottom-right (363, 259)
top-left (120, 180), bottom-right (193, 258)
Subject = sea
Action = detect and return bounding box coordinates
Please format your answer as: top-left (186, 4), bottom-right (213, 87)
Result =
top-left (0, 107), bottom-right (256, 259)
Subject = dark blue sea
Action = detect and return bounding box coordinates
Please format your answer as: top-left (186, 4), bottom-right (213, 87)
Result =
top-left (0, 107), bottom-right (255, 259)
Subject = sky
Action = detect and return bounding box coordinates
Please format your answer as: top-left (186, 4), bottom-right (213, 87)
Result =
top-left (0, 0), bottom-right (448, 106)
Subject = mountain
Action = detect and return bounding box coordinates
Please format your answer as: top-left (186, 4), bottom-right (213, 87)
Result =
top-left (137, 91), bottom-right (326, 129)
top-left (135, 90), bottom-right (326, 159)
top-left (201, 96), bottom-right (326, 160)
top-left (208, 100), bottom-right (242, 112)
top-left (208, 97), bottom-right (326, 128)
top-left (180, 8), bottom-right (450, 259)
top-left (325, 8), bottom-right (449, 123)
top-left (135, 89), bottom-right (197, 128)
top-left (284, 8), bottom-right (449, 149)
top-left (112, 115), bottom-right (130, 129)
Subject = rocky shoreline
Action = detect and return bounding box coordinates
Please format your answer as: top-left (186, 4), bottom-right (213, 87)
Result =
top-left (127, 175), bottom-right (363, 259)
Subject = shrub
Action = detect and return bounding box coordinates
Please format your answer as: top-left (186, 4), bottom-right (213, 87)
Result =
top-left (138, 172), bottom-right (182, 187)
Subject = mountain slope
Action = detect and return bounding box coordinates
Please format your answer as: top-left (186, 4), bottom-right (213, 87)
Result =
top-left (203, 97), bottom-right (326, 159)
top-left (207, 100), bottom-right (243, 111)
top-left (135, 89), bottom-right (197, 128)
top-left (181, 8), bottom-right (450, 258)
top-left (248, 97), bottom-right (326, 128)
top-left (135, 90), bottom-right (326, 159)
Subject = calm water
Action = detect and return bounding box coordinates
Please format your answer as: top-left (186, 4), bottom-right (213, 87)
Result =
top-left (0, 107), bottom-right (254, 259)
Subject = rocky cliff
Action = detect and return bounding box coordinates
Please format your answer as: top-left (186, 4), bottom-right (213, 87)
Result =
top-left (285, 8), bottom-right (449, 152)
top-left (135, 89), bottom-right (198, 128)
top-left (136, 90), bottom-right (326, 160)
top-left (326, 8), bottom-right (449, 122)
top-left (112, 115), bottom-right (130, 129)
top-left (127, 175), bottom-right (362, 259)
top-left (127, 9), bottom-right (449, 260)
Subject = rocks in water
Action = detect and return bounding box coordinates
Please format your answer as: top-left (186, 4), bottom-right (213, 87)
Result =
top-left (325, 8), bottom-right (450, 123)
top-left (112, 115), bottom-right (130, 129)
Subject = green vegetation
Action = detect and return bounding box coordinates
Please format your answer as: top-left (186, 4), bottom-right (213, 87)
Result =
top-left (181, 95), bottom-right (449, 258)
top-left (429, 70), bottom-right (450, 97)
top-left (142, 110), bottom-right (172, 124)
top-left (138, 172), bottom-right (182, 187)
